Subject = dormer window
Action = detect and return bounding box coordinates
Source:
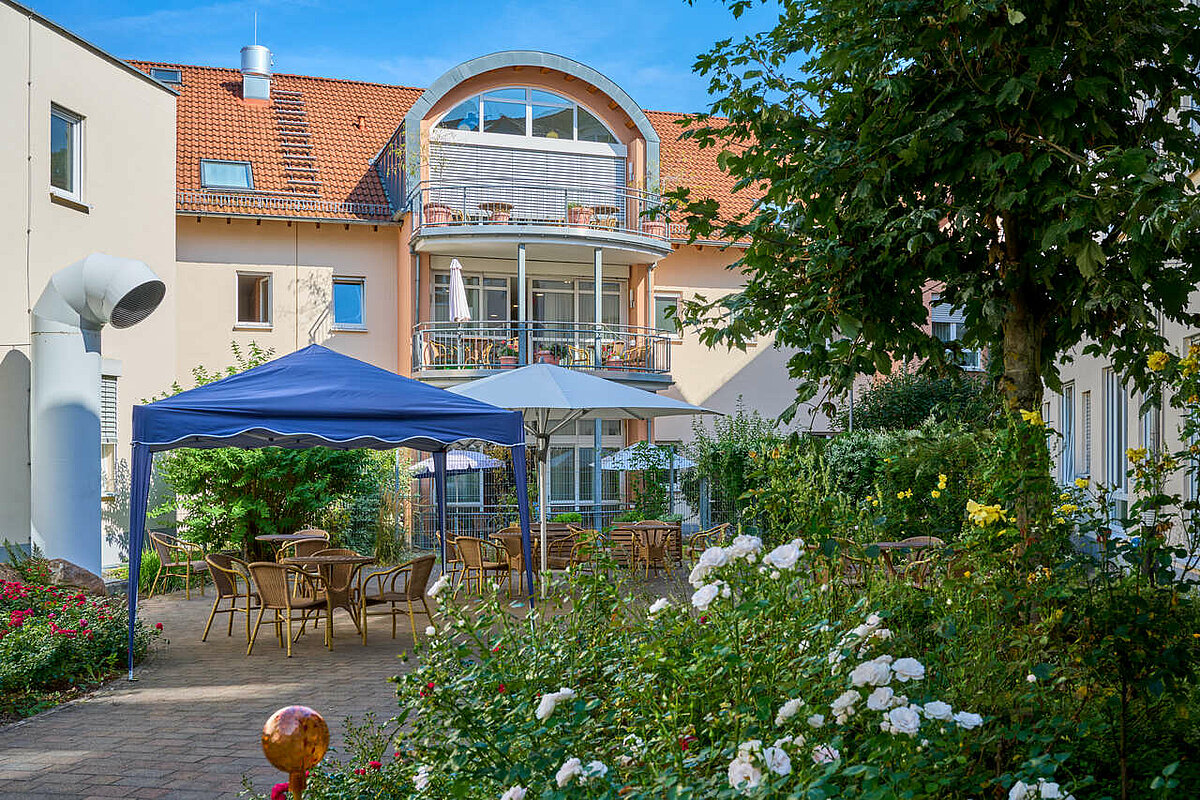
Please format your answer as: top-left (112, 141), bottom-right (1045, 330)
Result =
top-left (149, 67), bottom-right (182, 84)
top-left (436, 88), bottom-right (618, 145)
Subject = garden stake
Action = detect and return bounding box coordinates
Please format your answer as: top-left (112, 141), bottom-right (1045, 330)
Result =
top-left (262, 705), bottom-right (329, 800)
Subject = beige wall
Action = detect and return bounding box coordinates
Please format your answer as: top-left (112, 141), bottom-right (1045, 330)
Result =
top-left (0, 2), bottom-right (176, 552)
top-left (175, 217), bottom-right (400, 380)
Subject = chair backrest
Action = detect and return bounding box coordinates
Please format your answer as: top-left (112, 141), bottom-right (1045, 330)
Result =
top-left (148, 531), bottom-right (176, 563)
top-left (404, 554), bottom-right (437, 599)
top-left (455, 536), bottom-right (486, 568)
top-left (896, 535), bottom-right (945, 547)
top-left (294, 528), bottom-right (330, 540)
top-left (313, 548), bottom-right (361, 591)
top-left (435, 530), bottom-right (461, 562)
top-left (277, 537), bottom-right (328, 562)
top-left (247, 562), bottom-right (300, 609)
top-left (206, 553), bottom-right (247, 597)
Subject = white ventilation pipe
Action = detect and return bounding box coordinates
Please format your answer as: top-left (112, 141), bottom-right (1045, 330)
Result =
top-left (31, 254), bottom-right (165, 576)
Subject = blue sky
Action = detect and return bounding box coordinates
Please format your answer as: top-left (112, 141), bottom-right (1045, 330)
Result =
top-left (26, 0), bottom-right (776, 112)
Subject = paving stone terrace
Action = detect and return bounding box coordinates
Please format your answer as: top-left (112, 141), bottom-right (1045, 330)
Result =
top-left (0, 585), bottom-right (426, 799)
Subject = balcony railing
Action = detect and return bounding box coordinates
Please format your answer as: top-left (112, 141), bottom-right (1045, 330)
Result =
top-left (412, 320), bottom-right (671, 375)
top-left (408, 180), bottom-right (670, 241)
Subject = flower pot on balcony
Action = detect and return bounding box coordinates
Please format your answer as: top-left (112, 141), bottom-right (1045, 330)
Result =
top-left (423, 203), bottom-right (454, 225)
top-left (605, 355), bottom-right (624, 369)
top-left (567, 206), bottom-right (594, 226)
top-left (536, 350), bottom-right (558, 365)
top-left (642, 219), bottom-right (667, 238)
top-left (499, 354), bottom-right (518, 368)
top-left (489, 209), bottom-right (512, 222)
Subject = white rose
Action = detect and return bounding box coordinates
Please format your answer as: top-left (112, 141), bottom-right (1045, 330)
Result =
top-left (849, 658), bottom-right (892, 687)
top-left (1009, 780), bottom-right (1036, 800)
top-left (885, 705), bottom-right (922, 736)
top-left (831, 690), bottom-right (860, 723)
top-left (727, 753), bottom-right (762, 792)
top-left (1038, 780), bottom-right (1066, 799)
top-left (891, 657), bottom-right (926, 682)
top-left (581, 760), bottom-right (608, 782)
top-left (648, 597), bottom-right (670, 616)
top-left (775, 698), bottom-right (804, 726)
top-left (865, 612), bottom-right (884, 628)
top-left (806, 713), bottom-right (825, 728)
top-left (556, 757), bottom-right (583, 788)
top-left (425, 625), bottom-right (436, 636)
top-left (727, 534), bottom-right (763, 561)
top-left (811, 744), bottom-right (839, 764)
top-left (1026, 673), bottom-right (1037, 683)
top-left (690, 546), bottom-right (730, 586)
top-left (922, 700), bottom-right (953, 721)
top-left (737, 739), bottom-right (763, 755)
top-left (866, 686), bottom-right (898, 711)
top-left (427, 575), bottom-right (450, 598)
top-left (691, 582), bottom-right (722, 611)
top-left (763, 543), bottom-right (801, 570)
top-left (499, 786), bottom-right (527, 800)
top-left (413, 765), bottom-right (432, 791)
top-left (762, 745), bottom-right (792, 776)
top-left (954, 710), bottom-right (984, 730)
top-left (872, 628), bottom-right (893, 641)
top-left (535, 687), bottom-right (576, 721)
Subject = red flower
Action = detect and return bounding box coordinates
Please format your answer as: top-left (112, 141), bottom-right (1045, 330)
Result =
top-left (368, 761), bottom-right (382, 770)
top-left (492, 644), bottom-right (501, 652)
top-left (354, 768), bottom-right (366, 775)
top-left (270, 782), bottom-right (289, 800)
top-left (678, 735), bottom-right (697, 751)
top-left (394, 751), bottom-right (402, 759)
top-left (426, 681), bottom-right (434, 689)
top-left (155, 622), bottom-right (163, 630)
top-left (699, 615), bottom-right (708, 624)
top-left (497, 683), bottom-right (506, 693)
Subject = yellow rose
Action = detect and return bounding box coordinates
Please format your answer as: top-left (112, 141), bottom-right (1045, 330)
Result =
top-left (1074, 477), bottom-right (1089, 489)
top-left (931, 490), bottom-right (941, 498)
top-left (1018, 409), bottom-right (1045, 426)
top-left (1147, 351), bottom-right (1169, 372)
top-left (1126, 447), bottom-right (1148, 463)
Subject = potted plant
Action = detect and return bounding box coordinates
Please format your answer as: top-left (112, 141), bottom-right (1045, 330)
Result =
top-left (423, 202), bottom-right (453, 225)
top-left (602, 343), bottom-right (624, 368)
top-left (567, 203), bottom-right (594, 226)
top-left (497, 342), bottom-right (519, 368)
top-left (642, 205), bottom-right (667, 238)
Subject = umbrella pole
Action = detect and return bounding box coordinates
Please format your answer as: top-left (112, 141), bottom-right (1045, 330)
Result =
top-left (539, 457), bottom-right (548, 596)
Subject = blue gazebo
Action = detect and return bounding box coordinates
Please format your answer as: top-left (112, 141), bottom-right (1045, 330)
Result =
top-left (124, 345), bottom-right (534, 676)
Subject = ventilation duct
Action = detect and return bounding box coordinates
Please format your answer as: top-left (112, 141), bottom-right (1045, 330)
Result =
top-left (31, 254), bottom-right (165, 576)
top-left (241, 44), bottom-right (272, 102)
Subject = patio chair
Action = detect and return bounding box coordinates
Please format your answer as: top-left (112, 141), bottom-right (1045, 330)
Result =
top-left (494, 525), bottom-right (531, 593)
top-left (148, 531), bottom-right (209, 600)
top-left (684, 523), bottom-right (731, 563)
top-left (422, 339), bottom-right (450, 368)
top-left (434, 530), bottom-right (463, 589)
top-left (275, 537), bottom-right (330, 562)
top-left (312, 548), bottom-right (367, 635)
top-left (833, 537), bottom-right (878, 587)
top-left (454, 536), bottom-right (509, 596)
top-left (245, 562), bottom-right (328, 657)
top-left (360, 554), bottom-right (437, 642)
top-left (202, 553), bottom-right (259, 643)
top-left (545, 532), bottom-right (579, 570)
top-left (564, 344), bottom-right (596, 368)
top-left (633, 527), bottom-right (675, 579)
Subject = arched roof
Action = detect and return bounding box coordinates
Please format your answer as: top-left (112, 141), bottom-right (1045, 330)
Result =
top-left (404, 50), bottom-right (660, 188)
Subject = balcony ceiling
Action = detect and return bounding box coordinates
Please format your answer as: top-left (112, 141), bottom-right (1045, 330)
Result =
top-left (412, 225), bottom-right (673, 265)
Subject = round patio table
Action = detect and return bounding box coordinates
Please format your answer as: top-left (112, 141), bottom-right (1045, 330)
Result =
top-left (281, 554), bottom-right (375, 649)
top-left (255, 533), bottom-right (329, 545)
top-left (868, 540), bottom-right (943, 578)
top-left (625, 522), bottom-right (681, 576)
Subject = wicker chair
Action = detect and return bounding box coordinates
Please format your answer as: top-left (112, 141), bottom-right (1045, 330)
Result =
top-left (683, 523), bottom-right (731, 563)
top-left (148, 531), bottom-right (208, 599)
top-left (202, 554), bottom-right (258, 643)
top-left (275, 537), bottom-right (329, 563)
top-left (633, 527), bottom-right (675, 579)
top-left (434, 530), bottom-right (463, 589)
top-left (245, 562), bottom-right (328, 657)
top-left (312, 548), bottom-right (368, 635)
top-left (454, 536), bottom-right (509, 595)
top-left (360, 554), bottom-right (437, 642)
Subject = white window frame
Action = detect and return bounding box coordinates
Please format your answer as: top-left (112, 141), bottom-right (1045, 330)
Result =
top-left (1103, 369), bottom-right (1128, 531)
top-left (1080, 390), bottom-right (1092, 478)
top-left (149, 67), bottom-right (182, 84)
top-left (654, 292), bottom-right (682, 338)
top-left (201, 159), bottom-right (255, 191)
top-left (49, 105), bottom-right (83, 201)
top-left (1059, 383), bottom-right (1075, 485)
top-left (235, 272), bottom-right (272, 328)
top-left (930, 296), bottom-right (982, 371)
top-left (332, 276), bottom-right (367, 331)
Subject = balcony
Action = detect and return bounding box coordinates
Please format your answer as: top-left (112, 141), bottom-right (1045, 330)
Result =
top-left (408, 180), bottom-right (674, 262)
top-left (412, 320), bottom-right (672, 389)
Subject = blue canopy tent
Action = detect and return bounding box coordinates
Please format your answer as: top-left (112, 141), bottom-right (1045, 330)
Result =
top-left (124, 345), bottom-right (533, 677)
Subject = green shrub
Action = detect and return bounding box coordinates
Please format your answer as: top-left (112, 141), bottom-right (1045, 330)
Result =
top-left (840, 368), bottom-right (1000, 431)
top-left (551, 512), bottom-right (584, 524)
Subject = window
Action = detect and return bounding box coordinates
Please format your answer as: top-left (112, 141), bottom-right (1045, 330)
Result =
top-left (436, 88), bottom-right (618, 145)
top-left (50, 106), bottom-right (81, 197)
top-left (236, 273), bottom-right (271, 326)
top-left (101, 375), bottom-right (118, 498)
top-left (201, 159), bottom-right (254, 190)
top-left (930, 297), bottom-right (981, 369)
top-left (149, 67), bottom-right (182, 84)
top-left (1141, 392), bottom-right (1161, 456)
top-left (1059, 384), bottom-right (1075, 484)
top-left (1080, 390), bottom-right (1092, 476)
top-left (655, 294), bottom-right (681, 336)
top-left (332, 278), bottom-right (365, 329)
top-left (1103, 369), bottom-right (1128, 528)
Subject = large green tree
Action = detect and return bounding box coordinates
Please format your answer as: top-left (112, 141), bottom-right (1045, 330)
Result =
top-left (672, 0), bottom-right (1200, 423)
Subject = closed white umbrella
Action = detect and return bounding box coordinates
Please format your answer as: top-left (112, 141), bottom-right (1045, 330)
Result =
top-left (448, 258), bottom-right (471, 322)
top-left (449, 364), bottom-right (714, 586)
top-left (601, 444), bottom-right (696, 471)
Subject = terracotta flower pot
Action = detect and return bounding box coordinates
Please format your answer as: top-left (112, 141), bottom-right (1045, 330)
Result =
top-left (536, 351), bottom-right (558, 365)
top-left (642, 219), bottom-right (667, 238)
top-left (489, 210), bottom-right (511, 223)
top-left (605, 356), bottom-right (624, 368)
top-left (567, 206), bottom-right (594, 226)
top-left (499, 355), bottom-right (518, 368)
top-left (423, 203), bottom-right (453, 225)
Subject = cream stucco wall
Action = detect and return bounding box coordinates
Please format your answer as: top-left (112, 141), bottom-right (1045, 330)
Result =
top-left (175, 217), bottom-right (400, 380)
top-left (0, 2), bottom-right (176, 555)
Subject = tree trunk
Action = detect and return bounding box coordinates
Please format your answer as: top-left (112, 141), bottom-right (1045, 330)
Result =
top-left (1001, 290), bottom-right (1053, 544)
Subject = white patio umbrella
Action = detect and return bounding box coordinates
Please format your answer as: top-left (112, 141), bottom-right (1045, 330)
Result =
top-left (412, 449), bottom-right (504, 477)
top-left (600, 443), bottom-right (697, 471)
top-left (448, 258), bottom-right (471, 322)
top-left (449, 363), bottom-right (714, 581)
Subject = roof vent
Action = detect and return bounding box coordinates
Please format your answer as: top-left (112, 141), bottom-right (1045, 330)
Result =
top-left (240, 44), bottom-right (272, 102)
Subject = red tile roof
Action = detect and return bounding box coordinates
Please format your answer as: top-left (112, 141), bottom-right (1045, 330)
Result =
top-left (133, 61), bottom-right (749, 226)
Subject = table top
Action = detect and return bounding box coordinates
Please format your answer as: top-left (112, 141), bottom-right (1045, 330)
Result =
top-left (870, 539), bottom-right (943, 550)
top-left (624, 521), bottom-right (681, 530)
top-left (282, 554), bottom-right (376, 566)
top-left (255, 533), bottom-right (329, 544)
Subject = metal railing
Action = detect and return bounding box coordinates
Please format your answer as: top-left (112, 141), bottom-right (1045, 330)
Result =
top-left (412, 320), bottom-right (671, 374)
top-left (408, 180), bottom-right (670, 240)
top-left (177, 190), bottom-right (391, 219)
top-left (410, 503), bottom-right (635, 550)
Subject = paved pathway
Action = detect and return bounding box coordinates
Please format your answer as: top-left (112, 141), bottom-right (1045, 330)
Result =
top-left (0, 587), bottom-right (423, 799)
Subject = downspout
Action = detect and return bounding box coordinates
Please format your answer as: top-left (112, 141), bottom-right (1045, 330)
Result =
top-left (30, 253), bottom-right (165, 575)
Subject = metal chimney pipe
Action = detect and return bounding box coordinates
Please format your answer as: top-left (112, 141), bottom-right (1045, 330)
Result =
top-left (30, 254), bottom-right (165, 576)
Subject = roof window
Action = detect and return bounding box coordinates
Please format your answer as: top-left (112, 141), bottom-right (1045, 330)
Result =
top-left (436, 87), bottom-right (618, 144)
top-left (149, 67), bottom-right (182, 84)
top-left (200, 159), bottom-right (254, 190)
